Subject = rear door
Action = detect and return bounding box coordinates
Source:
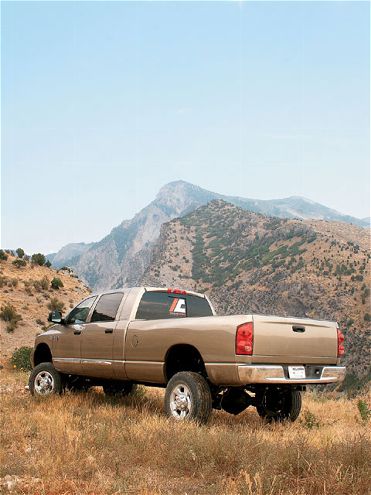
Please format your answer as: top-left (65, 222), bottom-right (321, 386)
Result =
top-left (252, 315), bottom-right (338, 364)
top-left (80, 292), bottom-right (124, 378)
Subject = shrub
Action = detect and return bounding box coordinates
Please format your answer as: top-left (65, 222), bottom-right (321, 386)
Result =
top-left (31, 253), bottom-right (46, 266)
top-left (357, 400), bottom-right (370, 422)
top-left (12, 259), bottom-right (27, 268)
top-left (47, 298), bottom-right (65, 313)
top-left (301, 410), bottom-right (320, 429)
top-left (33, 276), bottom-right (49, 292)
top-left (16, 248), bottom-right (25, 258)
top-left (0, 249), bottom-right (8, 261)
top-left (51, 277), bottom-right (64, 290)
top-left (40, 276), bottom-right (49, 290)
top-left (10, 346), bottom-right (32, 371)
top-left (364, 313), bottom-right (371, 322)
top-left (45, 260), bottom-right (52, 268)
top-left (0, 303), bottom-right (22, 333)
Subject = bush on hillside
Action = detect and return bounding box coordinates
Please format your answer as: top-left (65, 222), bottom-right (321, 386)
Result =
top-left (33, 276), bottom-right (50, 292)
top-left (31, 253), bottom-right (46, 266)
top-left (10, 346), bottom-right (32, 371)
top-left (45, 260), bottom-right (52, 268)
top-left (0, 303), bottom-right (22, 333)
top-left (16, 248), bottom-right (25, 258)
top-left (47, 298), bottom-right (65, 313)
top-left (51, 277), bottom-right (64, 290)
top-left (12, 259), bottom-right (27, 269)
top-left (0, 249), bottom-right (8, 261)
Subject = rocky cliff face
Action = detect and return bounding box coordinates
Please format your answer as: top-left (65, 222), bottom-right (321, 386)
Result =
top-left (50, 180), bottom-right (369, 291)
top-left (141, 200), bottom-right (370, 380)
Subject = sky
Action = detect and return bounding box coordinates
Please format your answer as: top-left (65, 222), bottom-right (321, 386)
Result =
top-left (2, 1), bottom-right (370, 254)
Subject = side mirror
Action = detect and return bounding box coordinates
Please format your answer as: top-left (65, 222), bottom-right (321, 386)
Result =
top-left (48, 310), bottom-right (63, 324)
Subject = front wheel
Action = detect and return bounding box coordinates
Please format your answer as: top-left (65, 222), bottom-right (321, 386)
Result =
top-left (29, 362), bottom-right (63, 396)
top-left (256, 387), bottom-right (302, 422)
top-left (164, 372), bottom-right (212, 424)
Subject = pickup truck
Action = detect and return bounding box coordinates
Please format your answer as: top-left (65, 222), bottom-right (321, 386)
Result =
top-left (29, 287), bottom-right (346, 423)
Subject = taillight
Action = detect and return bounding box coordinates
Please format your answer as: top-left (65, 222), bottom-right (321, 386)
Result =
top-left (236, 322), bottom-right (254, 355)
top-left (337, 328), bottom-right (345, 357)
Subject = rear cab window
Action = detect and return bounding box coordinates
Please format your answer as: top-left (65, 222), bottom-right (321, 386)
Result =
top-left (135, 290), bottom-right (213, 320)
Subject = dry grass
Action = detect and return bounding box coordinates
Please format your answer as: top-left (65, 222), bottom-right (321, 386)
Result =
top-left (0, 369), bottom-right (370, 495)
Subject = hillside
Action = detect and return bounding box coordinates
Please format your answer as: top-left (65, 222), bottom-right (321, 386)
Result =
top-left (49, 180), bottom-right (369, 291)
top-left (0, 254), bottom-right (90, 361)
top-left (142, 200), bottom-right (371, 380)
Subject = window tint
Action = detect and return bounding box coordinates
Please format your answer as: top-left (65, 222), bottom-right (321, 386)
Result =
top-left (135, 291), bottom-right (213, 320)
top-left (91, 293), bottom-right (124, 322)
top-left (66, 296), bottom-right (97, 324)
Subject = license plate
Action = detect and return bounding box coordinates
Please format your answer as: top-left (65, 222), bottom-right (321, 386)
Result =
top-left (288, 366), bottom-right (306, 379)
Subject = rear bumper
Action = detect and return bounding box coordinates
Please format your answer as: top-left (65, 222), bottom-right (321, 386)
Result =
top-left (237, 365), bottom-right (346, 385)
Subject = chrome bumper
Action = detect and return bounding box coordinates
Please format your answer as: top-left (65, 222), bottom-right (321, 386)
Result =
top-left (238, 365), bottom-right (346, 385)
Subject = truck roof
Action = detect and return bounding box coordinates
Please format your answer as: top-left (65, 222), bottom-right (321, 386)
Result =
top-left (89, 286), bottom-right (207, 299)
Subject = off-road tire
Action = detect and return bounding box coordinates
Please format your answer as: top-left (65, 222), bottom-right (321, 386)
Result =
top-left (164, 371), bottom-right (212, 424)
top-left (256, 387), bottom-right (302, 422)
top-left (29, 362), bottom-right (63, 396)
top-left (103, 381), bottom-right (137, 397)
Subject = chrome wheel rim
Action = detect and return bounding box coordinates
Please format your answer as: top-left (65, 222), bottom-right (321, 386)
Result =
top-left (169, 384), bottom-right (192, 419)
top-left (34, 371), bottom-right (54, 395)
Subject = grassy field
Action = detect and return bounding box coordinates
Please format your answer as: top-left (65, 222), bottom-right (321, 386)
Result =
top-left (0, 368), bottom-right (370, 495)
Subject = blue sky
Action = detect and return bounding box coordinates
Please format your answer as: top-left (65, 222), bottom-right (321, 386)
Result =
top-left (2, 1), bottom-right (370, 253)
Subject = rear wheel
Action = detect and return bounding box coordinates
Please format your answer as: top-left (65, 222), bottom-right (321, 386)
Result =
top-left (103, 381), bottom-right (136, 397)
top-left (164, 371), bottom-right (212, 424)
top-left (256, 387), bottom-right (302, 422)
top-left (29, 362), bottom-right (63, 397)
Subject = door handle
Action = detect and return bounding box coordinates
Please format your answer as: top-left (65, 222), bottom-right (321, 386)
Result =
top-left (292, 326), bottom-right (305, 333)
top-left (104, 329), bottom-right (113, 334)
top-left (74, 330), bottom-right (82, 335)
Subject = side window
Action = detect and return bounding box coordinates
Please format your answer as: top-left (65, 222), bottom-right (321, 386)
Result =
top-left (135, 291), bottom-right (213, 320)
top-left (66, 296), bottom-right (97, 324)
top-left (90, 292), bottom-right (124, 323)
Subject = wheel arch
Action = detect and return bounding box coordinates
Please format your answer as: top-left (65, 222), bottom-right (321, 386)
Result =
top-left (33, 343), bottom-right (53, 367)
top-left (164, 343), bottom-right (207, 382)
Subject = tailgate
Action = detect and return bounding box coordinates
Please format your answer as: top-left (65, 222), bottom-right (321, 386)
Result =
top-left (252, 315), bottom-right (338, 365)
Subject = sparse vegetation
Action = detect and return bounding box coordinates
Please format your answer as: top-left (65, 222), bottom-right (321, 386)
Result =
top-left (31, 253), bottom-right (46, 266)
top-left (301, 409), bottom-right (321, 429)
top-left (0, 303), bottom-right (22, 333)
top-left (12, 258), bottom-right (27, 268)
top-left (0, 249), bottom-right (8, 261)
top-left (357, 399), bottom-right (371, 422)
top-left (51, 277), bottom-right (64, 290)
top-left (16, 248), bottom-right (25, 258)
top-left (47, 297), bottom-right (65, 313)
top-left (10, 346), bottom-right (32, 371)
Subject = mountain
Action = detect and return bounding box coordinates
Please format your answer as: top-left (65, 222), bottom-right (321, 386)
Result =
top-left (141, 200), bottom-right (370, 381)
top-left (47, 242), bottom-right (94, 269)
top-left (0, 254), bottom-right (90, 360)
top-left (49, 180), bottom-right (369, 291)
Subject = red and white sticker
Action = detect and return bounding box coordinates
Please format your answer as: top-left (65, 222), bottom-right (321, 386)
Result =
top-left (169, 298), bottom-right (186, 315)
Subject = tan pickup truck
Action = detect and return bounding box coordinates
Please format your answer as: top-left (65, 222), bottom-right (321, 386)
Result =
top-left (29, 287), bottom-right (346, 423)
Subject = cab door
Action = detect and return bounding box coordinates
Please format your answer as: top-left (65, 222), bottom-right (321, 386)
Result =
top-left (80, 292), bottom-right (124, 379)
top-left (52, 295), bottom-right (97, 374)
